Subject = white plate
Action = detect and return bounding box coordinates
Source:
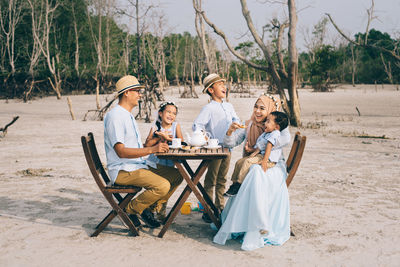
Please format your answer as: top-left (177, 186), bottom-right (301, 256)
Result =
top-left (203, 145), bottom-right (221, 149)
top-left (169, 145), bottom-right (182, 149)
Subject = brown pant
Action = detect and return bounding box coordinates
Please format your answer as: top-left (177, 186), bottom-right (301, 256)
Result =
top-left (203, 153), bottom-right (231, 210)
top-left (231, 154), bottom-right (276, 184)
top-left (115, 164), bottom-right (183, 215)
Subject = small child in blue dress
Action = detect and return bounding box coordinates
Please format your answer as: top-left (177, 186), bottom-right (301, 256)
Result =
top-left (144, 102), bottom-right (183, 219)
top-left (224, 111), bottom-right (289, 196)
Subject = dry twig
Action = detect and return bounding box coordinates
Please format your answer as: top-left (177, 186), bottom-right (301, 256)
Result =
top-left (0, 116), bottom-right (19, 137)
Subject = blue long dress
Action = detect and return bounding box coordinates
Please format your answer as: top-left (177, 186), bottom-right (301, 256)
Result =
top-left (213, 160), bottom-right (290, 251)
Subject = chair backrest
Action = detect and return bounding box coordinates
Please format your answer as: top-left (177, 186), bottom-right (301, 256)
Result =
top-left (286, 132), bottom-right (306, 188)
top-left (81, 132), bottom-right (111, 191)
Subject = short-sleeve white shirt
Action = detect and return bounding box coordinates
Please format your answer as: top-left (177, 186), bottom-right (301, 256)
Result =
top-left (104, 105), bottom-right (149, 184)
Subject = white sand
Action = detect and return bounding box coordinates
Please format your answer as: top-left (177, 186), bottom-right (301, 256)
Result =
top-left (0, 84), bottom-right (399, 266)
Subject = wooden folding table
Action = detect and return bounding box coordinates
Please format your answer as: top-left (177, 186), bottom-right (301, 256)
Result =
top-left (156, 146), bottom-right (230, 238)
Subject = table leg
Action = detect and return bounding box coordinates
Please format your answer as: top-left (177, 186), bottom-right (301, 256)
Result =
top-left (158, 160), bottom-right (221, 237)
top-left (182, 160), bottom-right (220, 217)
top-left (162, 160), bottom-right (205, 223)
top-left (177, 163), bottom-right (221, 229)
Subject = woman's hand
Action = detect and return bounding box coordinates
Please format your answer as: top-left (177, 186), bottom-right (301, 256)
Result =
top-left (260, 160), bottom-right (269, 172)
top-left (226, 122), bottom-right (242, 136)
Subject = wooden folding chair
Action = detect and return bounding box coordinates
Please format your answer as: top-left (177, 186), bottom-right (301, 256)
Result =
top-left (81, 132), bottom-right (142, 237)
top-left (285, 131), bottom-right (306, 237)
top-left (286, 131), bottom-right (306, 188)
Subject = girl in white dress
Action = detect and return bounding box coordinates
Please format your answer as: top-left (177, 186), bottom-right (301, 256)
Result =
top-left (144, 102), bottom-right (183, 219)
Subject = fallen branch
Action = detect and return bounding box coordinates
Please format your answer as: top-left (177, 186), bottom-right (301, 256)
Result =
top-left (355, 106), bottom-right (361, 116)
top-left (356, 134), bottom-right (388, 139)
top-left (0, 116), bottom-right (20, 137)
top-left (83, 97), bottom-right (116, 121)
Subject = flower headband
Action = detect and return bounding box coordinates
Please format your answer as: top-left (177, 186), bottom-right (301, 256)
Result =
top-left (263, 93), bottom-right (280, 111)
top-left (159, 101), bottom-right (178, 109)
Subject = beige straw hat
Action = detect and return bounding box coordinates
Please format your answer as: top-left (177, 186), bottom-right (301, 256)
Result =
top-left (115, 75), bottom-right (145, 96)
top-left (202, 73), bottom-right (226, 93)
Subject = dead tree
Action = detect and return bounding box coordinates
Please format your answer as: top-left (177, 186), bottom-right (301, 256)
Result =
top-left (194, 0), bottom-right (301, 126)
top-left (135, 77), bottom-right (158, 122)
top-left (0, 0), bottom-right (22, 77)
top-left (83, 97), bottom-right (117, 121)
top-left (24, 0), bottom-right (45, 101)
top-left (144, 11), bottom-right (169, 93)
top-left (326, 0), bottom-right (400, 62)
top-left (29, 0), bottom-right (62, 99)
top-left (193, 0), bottom-right (214, 74)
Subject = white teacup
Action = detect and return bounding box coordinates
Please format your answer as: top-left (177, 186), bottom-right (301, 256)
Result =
top-left (207, 138), bottom-right (219, 148)
top-left (171, 138), bottom-right (181, 148)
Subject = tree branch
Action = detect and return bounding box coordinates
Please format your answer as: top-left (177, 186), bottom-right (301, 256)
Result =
top-left (195, 6), bottom-right (268, 71)
top-left (326, 13), bottom-right (400, 61)
top-left (0, 116), bottom-right (19, 137)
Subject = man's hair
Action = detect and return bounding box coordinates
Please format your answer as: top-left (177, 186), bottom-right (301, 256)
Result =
top-left (270, 111), bottom-right (289, 131)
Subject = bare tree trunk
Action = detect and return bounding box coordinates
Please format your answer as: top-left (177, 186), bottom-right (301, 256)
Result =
top-left (0, 0), bottom-right (22, 76)
top-left (71, 3), bottom-right (80, 76)
top-left (31, 0), bottom-right (61, 99)
top-left (235, 62), bottom-right (241, 83)
top-left (193, 0), bottom-right (213, 74)
top-left (67, 97), bottom-right (76, 120)
top-left (287, 0), bottom-right (300, 126)
top-left (25, 0), bottom-right (45, 101)
top-left (380, 53), bottom-right (393, 84)
top-left (351, 44), bottom-right (356, 87)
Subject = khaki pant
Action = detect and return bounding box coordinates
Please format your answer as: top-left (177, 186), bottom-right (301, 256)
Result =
top-left (115, 164), bottom-right (183, 215)
top-left (231, 154), bottom-right (276, 184)
top-left (203, 153), bottom-right (231, 210)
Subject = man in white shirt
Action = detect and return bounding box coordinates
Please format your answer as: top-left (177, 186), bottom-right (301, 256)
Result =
top-left (104, 75), bottom-right (182, 228)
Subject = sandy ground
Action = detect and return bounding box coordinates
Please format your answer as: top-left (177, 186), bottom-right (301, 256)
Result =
top-left (0, 84), bottom-right (399, 266)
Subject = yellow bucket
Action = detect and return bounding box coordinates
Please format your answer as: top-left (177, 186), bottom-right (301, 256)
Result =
top-left (180, 202), bottom-right (191, 215)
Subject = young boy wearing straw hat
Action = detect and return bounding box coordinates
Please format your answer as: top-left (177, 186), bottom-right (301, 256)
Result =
top-left (192, 73), bottom-right (240, 223)
top-left (104, 75), bottom-right (183, 228)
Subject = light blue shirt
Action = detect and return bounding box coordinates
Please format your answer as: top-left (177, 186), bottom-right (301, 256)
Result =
top-left (255, 130), bottom-right (281, 162)
top-left (104, 105), bottom-right (154, 184)
top-left (223, 123), bottom-right (291, 159)
top-left (192, 100), bottom-right (239, 143)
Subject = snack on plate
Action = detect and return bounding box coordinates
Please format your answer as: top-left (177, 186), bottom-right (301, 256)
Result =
top-left (181, 145), bottom-right (191, 150)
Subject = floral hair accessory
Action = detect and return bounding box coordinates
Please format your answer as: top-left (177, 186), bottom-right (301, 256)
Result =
top-left (263, 93), bottom-right (280, 111)
top-left (159, 101), bottom-right (177, 109)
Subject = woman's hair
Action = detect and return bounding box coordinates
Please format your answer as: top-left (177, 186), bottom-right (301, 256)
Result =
top-left (270, 111), bottom-right (289, 131)
top-left (155, 102), bottom-right (178, 132)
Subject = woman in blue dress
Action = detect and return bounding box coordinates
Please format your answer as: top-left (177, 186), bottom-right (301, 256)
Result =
top-left (213, 95), bottom-right (291, 251)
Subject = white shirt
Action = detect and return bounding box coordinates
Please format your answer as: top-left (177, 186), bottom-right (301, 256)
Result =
top-left (192, 100), bottom-right (240, 143)
top-left (104, 105), bottom-right (154, 184)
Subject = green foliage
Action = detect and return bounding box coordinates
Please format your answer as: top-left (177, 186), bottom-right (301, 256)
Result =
top-left (306, 45), bottom-right (339, 91)
top-left (298, 28), bottom-right (400, 89)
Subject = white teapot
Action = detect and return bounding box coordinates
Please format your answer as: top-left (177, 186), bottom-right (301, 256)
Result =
top-left (186, 130), bottom-right (210, 147)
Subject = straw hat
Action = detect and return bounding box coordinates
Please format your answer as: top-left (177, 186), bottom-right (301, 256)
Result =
top-left (202, 73), bottom-right (226, 93)
top-left (115, 75), bottom-right (145, 96)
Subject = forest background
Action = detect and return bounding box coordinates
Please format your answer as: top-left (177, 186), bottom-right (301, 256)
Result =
top-left (0, 0), bottom-right (399, 101)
